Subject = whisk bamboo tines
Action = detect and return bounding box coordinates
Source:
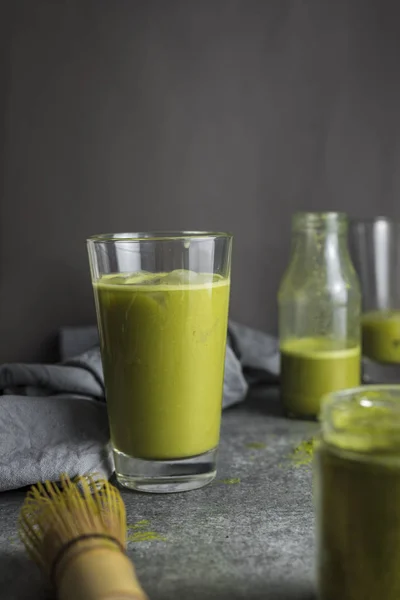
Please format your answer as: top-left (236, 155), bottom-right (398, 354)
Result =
top-left (18, 474), bottom-right (149, 600)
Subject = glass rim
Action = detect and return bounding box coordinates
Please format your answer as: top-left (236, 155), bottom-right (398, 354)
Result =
top-left (87, 230), bottom-right (233, 243)
top-left (350, 216), bottom-right (400, 228)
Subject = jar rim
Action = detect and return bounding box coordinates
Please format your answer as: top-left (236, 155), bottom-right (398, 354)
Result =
top-left (320, 385), bottom-right (400, 453)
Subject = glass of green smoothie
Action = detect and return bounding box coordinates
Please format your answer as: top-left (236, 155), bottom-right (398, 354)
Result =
top-left (351, 217), bottom-right (400, 363)
top-left (315, 385), bottom-right (400, 600)
top-left (87, 231), bottom-right (232, 493)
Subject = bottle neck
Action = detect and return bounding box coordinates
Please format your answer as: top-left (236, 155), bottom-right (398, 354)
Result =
top-left (290, 229), bottom-right (349, 262)
top-left (289, 213), bottom-right (351, 272)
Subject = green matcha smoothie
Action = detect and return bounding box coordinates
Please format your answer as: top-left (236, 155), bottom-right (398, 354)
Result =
top-left (93, 270), bottom-right (230, 460)
top-left (316, 395), bottom-right (400, 600)
top-left (362, 310), bottom-right (400, 363)
top-left (280, 338), bottom-right (360, 418)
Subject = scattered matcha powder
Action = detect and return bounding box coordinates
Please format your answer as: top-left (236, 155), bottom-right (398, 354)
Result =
top-left (220, 478), bottom-right (241, 485)
top-left (288, 438), bottom-right (316, 467)
top-left (127, 519), bottom-right (166, 543)
top-left (7, 535), bottom-right (18, 545)
top-left (127, 519), bottom-right (150, 530)
top-left (245, 442), bottom-right (267, 450)
top-left (127, 531), bottom-right (167, 542)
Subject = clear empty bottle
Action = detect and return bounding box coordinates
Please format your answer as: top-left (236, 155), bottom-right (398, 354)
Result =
top-left (278, 212), bottom-right (361, 419)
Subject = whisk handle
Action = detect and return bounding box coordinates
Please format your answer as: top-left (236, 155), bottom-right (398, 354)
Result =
top-left (57, 543), bottom-right (149, 600)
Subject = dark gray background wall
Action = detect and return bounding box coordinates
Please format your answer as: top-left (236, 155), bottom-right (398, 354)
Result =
top-left (1, 0), bottom-right (400, 363)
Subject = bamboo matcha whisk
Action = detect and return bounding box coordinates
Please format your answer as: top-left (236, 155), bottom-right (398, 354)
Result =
top-left (18, 474), bottom-right (149, 600)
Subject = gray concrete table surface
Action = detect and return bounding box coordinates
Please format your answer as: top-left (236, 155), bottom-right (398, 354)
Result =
top-left (0, 387), bottom-right (319, 599)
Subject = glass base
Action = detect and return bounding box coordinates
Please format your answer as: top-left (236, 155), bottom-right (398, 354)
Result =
top-left (113, 447), bottom-right (217, 493)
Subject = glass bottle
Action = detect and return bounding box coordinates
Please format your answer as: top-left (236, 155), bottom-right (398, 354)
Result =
top-left (278, 212), bottom-right (361, 419)
top-left (315, 385), bottom-right (400, 600)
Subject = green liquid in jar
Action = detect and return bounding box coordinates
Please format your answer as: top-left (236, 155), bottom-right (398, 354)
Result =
top-left (317, 440), bottom-right (400, 600)
top-left (362, 310), bottom-right (400, 363)
top-left (280, 337), bottom-right (361, 418)
top-left (93, 270), bottom-right (230, 460)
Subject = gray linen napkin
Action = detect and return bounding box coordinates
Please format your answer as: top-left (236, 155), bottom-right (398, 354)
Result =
top-left (0, 321), bottom-right (278, 492)
top-left (0, 322), bottom-right (397, 492)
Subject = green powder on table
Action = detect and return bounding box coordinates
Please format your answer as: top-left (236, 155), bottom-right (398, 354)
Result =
top-left (127, 519), bottom-right (150, 530)
top-left (220, 478), bottom-right (240, 485)
top-left (245, 442), bottom-right (267, 450)
top-left (127, 520), bottom-right (166, 543)
top-left (7, 535), bottom-right (18, 546)
top-left (127, 531), bottom-right (167, 543)
top-left (289, 438), bottom-right (316, 467)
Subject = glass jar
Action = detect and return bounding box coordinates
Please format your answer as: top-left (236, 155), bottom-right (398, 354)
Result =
top-left (351, 217), bottom-right (400, 363)
top-left (278, 212), bottom-right (361, 419)
top-left (315, 386), bottom-right (400, 600)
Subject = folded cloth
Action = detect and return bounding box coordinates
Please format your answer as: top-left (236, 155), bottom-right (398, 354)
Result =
top-left (1, 321), bottom-right (397, 493)
top-left (0, 321), bottom-right (279, 492)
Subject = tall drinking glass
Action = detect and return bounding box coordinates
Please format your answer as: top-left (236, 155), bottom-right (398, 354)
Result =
top-left (87, 232), bottom-right (232, 493)
top-left (350, 218), bottom-right (400, 363)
